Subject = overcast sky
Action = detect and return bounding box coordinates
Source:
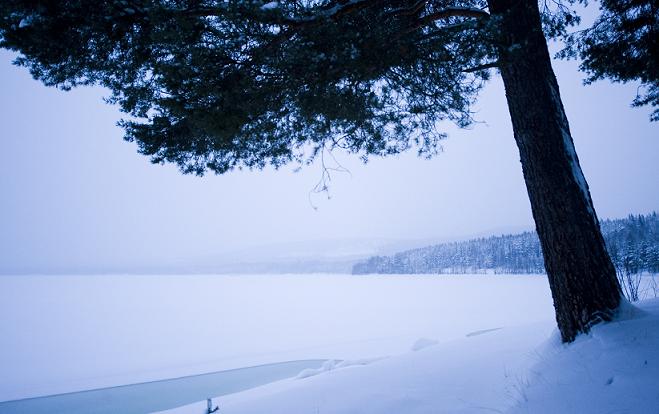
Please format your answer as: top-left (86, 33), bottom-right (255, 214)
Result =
top-left (1, 46), bottom-right (657, 273)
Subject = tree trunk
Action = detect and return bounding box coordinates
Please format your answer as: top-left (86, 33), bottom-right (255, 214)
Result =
top-left (487, 0), bottom-right (622, 342)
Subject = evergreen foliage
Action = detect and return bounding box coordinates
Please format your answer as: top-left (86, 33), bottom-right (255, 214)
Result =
top-left (560, 0), bottom-right (658, 121)
top-left (1, 1), bottom-right (653, 175)
top-left (0, 0), bottom-right (500, 175)
top-left (353, 212), bottom-right (659, 275)
top-left (604, 212), bottom-right (659, 275)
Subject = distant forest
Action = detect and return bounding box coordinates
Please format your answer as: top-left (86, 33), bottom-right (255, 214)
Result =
top-left (352, 212), bottom-right (659, 275)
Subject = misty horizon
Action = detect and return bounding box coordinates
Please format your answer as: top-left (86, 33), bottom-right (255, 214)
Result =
top-left (2, 46), bottom-right (658, 275)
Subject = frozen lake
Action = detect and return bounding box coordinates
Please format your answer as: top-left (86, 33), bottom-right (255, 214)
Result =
top-left (0, 360), bottom-right (325, 414)
top-left (0, 274), bottom-right (555, 404)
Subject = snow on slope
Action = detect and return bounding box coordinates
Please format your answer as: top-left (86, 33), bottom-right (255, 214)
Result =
top-left (508, 299), bottom-right (659, 414)
top-left (160, 299), bottom-right (659, 414)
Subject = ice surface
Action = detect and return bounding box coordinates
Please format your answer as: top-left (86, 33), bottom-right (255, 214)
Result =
top-left (0, 360), bottom-right (324, 414)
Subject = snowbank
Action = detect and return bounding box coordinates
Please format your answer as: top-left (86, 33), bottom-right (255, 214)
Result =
top-left (508, 299), bottom-right (659, 413)
top-left (159, 299), bottom-right (659, 414)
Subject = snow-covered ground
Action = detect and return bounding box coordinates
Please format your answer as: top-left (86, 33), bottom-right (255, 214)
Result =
top-left (160, 298), bottom-right (659, 414)
top-left (2, 274), bottom-right (657, 414)
top-left (0, 274), bottom-right (554, 401)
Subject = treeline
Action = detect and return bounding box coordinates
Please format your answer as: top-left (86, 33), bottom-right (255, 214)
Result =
top-left (352, 212), bottom-right (659, 275)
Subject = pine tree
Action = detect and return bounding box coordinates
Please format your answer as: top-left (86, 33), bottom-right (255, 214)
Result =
top-left (2, 0), bottom-right (653, 342)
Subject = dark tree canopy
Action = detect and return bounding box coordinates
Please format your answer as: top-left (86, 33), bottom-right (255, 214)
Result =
top-left (1, 1), bottom-right (653, 174)
top-left (1, 0), bottom-right (502, 175)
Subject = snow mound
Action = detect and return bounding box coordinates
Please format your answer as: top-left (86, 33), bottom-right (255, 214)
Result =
top-left (410, 337), bottom-right (438, 351)
top-left (295, 358), bottom-right (383, 379)
top-left (507, 299), bottom-right (659, 414)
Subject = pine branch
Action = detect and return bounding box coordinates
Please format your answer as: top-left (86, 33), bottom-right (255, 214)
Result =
top-left (463, 61), bottom-right (499, 72)
top-left (176, 2), bottom-right (488, 30)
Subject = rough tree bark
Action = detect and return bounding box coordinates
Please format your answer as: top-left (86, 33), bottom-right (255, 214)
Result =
top-left (487, 0), bottom-right (622, 342)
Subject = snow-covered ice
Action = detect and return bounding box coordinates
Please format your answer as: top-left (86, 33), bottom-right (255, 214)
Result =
top-left (0, 274), bottom-right (553, 401)
top-left (3, 274), bottom-right (656, 414)
top-left (159, 298), bottom-right (659, 414)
